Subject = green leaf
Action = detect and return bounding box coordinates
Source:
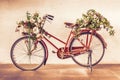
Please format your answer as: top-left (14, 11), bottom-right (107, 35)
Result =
top-left (75, 9), bottom-right (115, 36)
top-left (26, 11), bottom-right (31, 21)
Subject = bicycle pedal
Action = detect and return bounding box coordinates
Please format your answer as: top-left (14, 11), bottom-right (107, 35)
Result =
top-left (52, 50), bottom-right (56, 53)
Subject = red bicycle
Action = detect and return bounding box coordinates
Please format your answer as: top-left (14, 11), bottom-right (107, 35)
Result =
top-left (10, 14), bottom-right (107, 71)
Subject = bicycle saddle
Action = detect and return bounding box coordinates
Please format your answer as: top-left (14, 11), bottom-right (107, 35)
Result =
top-left (64, 22), bottom-right (78, 28)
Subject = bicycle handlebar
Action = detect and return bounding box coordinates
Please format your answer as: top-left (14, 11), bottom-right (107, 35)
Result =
top-left (39, 14), bottom-right (54, 33)
top-left (43, 14), bottom-right (54, 21)
top-left (47, 14), bottom-right (54, 19)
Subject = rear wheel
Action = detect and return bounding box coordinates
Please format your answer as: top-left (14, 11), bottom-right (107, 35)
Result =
top-left (70, 32), bottom-right (105, 67)
top-left (10, 36), bottom-right (46, 71)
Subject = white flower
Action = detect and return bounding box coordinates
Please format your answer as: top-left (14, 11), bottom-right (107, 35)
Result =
top-left (100, 25), bottom-right (104, 28)
top-left (33, 27), bottom-right (39, 34)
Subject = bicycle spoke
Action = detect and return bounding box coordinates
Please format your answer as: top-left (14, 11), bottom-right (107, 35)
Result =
top-left (16, 54), bottom-right (27, 63)
top-left (32, 48), bottom-right (43, 54)
top-left (91, 44), bottom-right (101, 49)
top-left (14, 52), bottom-right (28, 58)
top-left (16, 43), bottom-right (28, 53)
top-left (32, 57), bottom-right (42, 64)
top-left (32, 54), bottom-right (44, 58)
top-left (29, 55), bottom-right (31, 64)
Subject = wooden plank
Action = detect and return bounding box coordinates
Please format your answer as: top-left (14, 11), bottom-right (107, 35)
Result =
top-left (0, 64), bottom-right (120, 80)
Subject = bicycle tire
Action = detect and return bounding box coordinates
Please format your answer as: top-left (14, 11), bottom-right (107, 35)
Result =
top-left (10, 36), bottom-right (46, 71)
top-left (69, 32), bottom-right (105, 67)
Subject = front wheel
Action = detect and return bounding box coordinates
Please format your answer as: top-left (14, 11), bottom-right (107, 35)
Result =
top-left (69, 32), bottom-right (105, 67)
top-left (10, 36), bottom-right (46, 71)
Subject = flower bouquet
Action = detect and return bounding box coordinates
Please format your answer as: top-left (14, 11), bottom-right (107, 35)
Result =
top-left (16, 12), bottom-right (42, 40)
top-left (75, 9), bottom-right (115, 36)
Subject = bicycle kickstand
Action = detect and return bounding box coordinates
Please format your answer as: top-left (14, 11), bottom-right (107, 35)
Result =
top-left (88, 50), bottom-right (93, 72)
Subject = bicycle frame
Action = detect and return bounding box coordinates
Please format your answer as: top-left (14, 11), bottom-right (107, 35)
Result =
top-left (43, 29), bottom-right (99, 50)
top-left (41, 28), bottom-right (107, 63)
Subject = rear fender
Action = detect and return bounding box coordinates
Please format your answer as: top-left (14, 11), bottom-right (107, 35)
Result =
top-left (95, 32), bottom-right (107, 48)
top-left (80, 30), bottom-right (107, 48)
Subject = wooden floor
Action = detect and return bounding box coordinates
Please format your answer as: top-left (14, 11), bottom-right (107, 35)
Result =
top-left (0, 64), bottom-right (120, 80)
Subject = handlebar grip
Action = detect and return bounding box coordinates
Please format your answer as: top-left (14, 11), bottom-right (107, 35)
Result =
top-left (47, 14), bottom-right (54, 18)
top-left (43, 14), bottom-right (54, 21)
top-left (46, 14), bottom-right (54, 20)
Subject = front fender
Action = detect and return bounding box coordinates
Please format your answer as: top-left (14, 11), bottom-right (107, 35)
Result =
top-left (39, 40), bottom-right (48, 65)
